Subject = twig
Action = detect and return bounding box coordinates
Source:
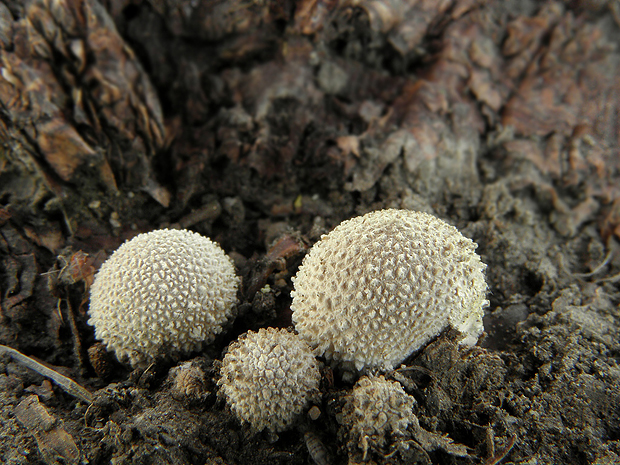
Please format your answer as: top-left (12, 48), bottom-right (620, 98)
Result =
top-left (0, 344), bottom-right (93, 404)
top-left (483, 434), bottom-right (516, 465)
top-left (596, 269), bottom-right (620, 284)
top-left (571, 248), bottom-right (613, 278)
top-left (63, 297), bottom-right (87, 374)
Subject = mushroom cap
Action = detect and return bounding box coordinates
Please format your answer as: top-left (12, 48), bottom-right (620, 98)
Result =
top-left (88, 229), bottom-right (239, 367)
top-left (217, 327), bottom-right (321, 433)
top-left (291, 209), bottom-right (488, 370)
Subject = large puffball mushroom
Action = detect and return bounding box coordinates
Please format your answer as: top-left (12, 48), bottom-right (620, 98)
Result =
top-left (291, 209), bottom-right (488, 371)
top-left (217, 327), bottom-right (321, 433)
top-left (88, 229), bottom-right (239, 367)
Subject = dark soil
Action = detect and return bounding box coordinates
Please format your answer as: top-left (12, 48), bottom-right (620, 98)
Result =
top-left (1, 0), bottom-right (620, 464)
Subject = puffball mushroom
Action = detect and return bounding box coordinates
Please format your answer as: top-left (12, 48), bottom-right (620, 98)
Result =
top-left (218, 327), bottom-right (321, 433)
top-left (338, 375), bottom-right (416, 452)
top-left (88, 229), bottom-right (239, 367)
top-left (291, 209), bottom-right (488, 371)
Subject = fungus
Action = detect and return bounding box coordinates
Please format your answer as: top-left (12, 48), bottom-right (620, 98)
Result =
top-left (217, 327), bottom-right (320, 433)
top-left (338, 375), bottom-right (416, 455)
top-left (170, 360), bottom-right (210, 402)
top-left (88, 229), bottom-right (239, 367)
top-left (291, 209), bottom-right (488, 370)
top-left (338, 375), bottom-right (470, 461)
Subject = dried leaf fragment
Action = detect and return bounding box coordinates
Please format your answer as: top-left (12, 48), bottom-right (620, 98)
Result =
top-left (14, 395), bottom-right (80, 465)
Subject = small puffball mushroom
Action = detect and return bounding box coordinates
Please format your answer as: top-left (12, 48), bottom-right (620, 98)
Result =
top-left (170, 360), bottom-right (210, 401)
top-left (338, 375), bottom-right (416, 452)
top-left (291, 209), bottom-right (488, 371)
top-left (88, 229), bottom-right (239, 367)
top-left (217, 327), bottom-right (321, 433)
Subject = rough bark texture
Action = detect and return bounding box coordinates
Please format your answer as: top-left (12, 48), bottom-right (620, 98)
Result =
top-left (1, 0), bottom-right (620, 464)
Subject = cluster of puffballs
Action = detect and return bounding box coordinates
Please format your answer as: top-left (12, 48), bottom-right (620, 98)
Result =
top-left (88, 209), bottom-right (488, 436)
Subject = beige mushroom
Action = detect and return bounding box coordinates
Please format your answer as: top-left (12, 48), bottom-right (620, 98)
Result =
top-left (218, 327), bottom-right (321, 433)
top-left (88, 229), bottom-right (239, 367)
top-left (291, 209), bottom-right (488, 371)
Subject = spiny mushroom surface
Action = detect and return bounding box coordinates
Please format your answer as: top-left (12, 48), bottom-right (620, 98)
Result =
top-left (338, 375), bottom-right (416, 451)
top-left (170, 359), bottom-right (210, 402)
top-left (291, 209), bottom-right (488, 370)
top-left (88, 229), bottom-right (239, 367)
top-left (339, 374), bottom-right (470, 461)
top-left (218, 327), bottom-right (321, 433)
